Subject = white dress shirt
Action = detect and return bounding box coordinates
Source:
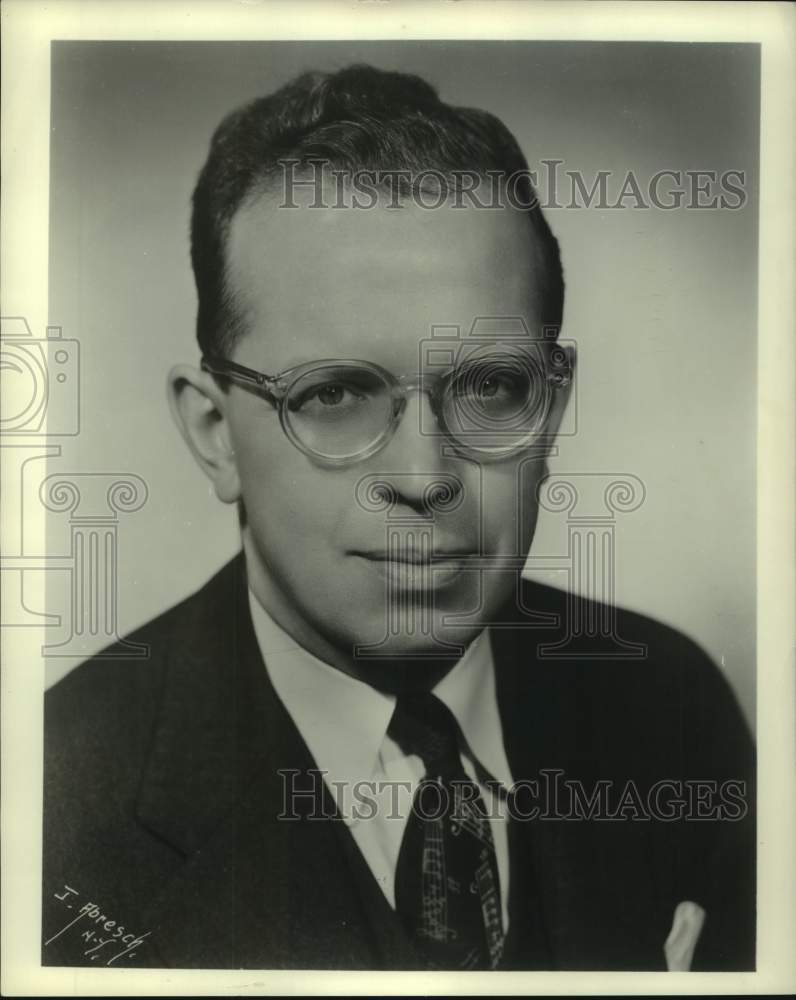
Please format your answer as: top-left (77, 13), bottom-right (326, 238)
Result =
top-left (248, 590), bottom-right (515, 932)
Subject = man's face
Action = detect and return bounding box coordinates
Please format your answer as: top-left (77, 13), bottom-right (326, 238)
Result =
top-left (220, 190), bottom-right (561, 676)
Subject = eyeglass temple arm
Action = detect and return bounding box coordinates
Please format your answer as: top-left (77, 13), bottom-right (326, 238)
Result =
top-left (201, 356), bottom-right (283, 406)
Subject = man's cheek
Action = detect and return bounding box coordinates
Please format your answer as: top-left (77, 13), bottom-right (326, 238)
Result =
top-left (245, 492), bottom-right (318, 576)
top-left (478, 480), bottom-right (523, 555)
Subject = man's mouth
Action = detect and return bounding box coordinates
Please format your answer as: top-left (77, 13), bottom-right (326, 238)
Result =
top-left (352, 550), bottom-right (475, 589)
top-left (356, 550), bottom-right (474, 564)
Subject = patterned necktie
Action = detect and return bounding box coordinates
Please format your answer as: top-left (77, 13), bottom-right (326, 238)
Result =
top-left (388, 692), bottom-right (505, 970)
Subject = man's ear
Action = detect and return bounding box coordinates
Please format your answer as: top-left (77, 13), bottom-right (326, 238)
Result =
top-left (167, 364), bottom-right (241, 504)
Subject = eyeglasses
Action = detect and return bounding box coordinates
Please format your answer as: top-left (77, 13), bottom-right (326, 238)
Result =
top-left (201, 343), bottom-right (572, 466)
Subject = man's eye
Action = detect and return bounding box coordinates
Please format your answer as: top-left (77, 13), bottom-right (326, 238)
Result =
top-left (476, 376), bottom-right (503, 399)
top-left (317, 384), bottom-right (347, 406)
top-left (292, 381), bottom-right (366, 411)
top-left (455, 371), bottom-right (524, 401)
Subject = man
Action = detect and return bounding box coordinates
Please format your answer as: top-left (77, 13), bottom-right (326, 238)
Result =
top-left (42, 64), bottom-right (754, 971)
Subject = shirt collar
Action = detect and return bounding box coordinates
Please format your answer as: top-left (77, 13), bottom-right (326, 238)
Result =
top-left (433, 628), bottom-right (512, 790)
top-left (247, 590), bottom-right (512, 818)
top-left (248, 590), bottom-right (394, 812)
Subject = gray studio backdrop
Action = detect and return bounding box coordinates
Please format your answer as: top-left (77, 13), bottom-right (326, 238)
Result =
top-left (44, 41), bottom-right (758, 727)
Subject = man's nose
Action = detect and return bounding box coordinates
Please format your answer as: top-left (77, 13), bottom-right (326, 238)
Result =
top-left (368, 392), bottom-right (463, 515)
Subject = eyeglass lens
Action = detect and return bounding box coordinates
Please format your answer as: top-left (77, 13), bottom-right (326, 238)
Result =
top-left (283, 353), bottom-right (553, 461)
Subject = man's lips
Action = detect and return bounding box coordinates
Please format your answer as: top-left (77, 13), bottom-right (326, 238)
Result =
top-left (353, 550), bottom-right (476, 564)
top-left (351, 550), bottom-right (476, 590)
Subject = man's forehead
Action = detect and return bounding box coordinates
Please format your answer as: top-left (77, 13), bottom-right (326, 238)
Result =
top-left (225, 187), bottom-right (543, 366)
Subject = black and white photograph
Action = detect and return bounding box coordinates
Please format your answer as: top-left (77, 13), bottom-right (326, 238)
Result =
top-left (2, 1), bottom-right (794, 995)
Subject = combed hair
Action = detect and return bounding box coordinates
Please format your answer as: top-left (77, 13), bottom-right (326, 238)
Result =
top-left (191, 64), bottom-right (564, 356)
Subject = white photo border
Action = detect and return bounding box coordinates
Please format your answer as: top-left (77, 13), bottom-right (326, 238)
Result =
top-left (2, 1), bottom-right (794, 995)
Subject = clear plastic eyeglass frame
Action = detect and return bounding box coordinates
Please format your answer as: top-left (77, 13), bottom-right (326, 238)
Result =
top-left (200, 350), bottom-right (572, 466)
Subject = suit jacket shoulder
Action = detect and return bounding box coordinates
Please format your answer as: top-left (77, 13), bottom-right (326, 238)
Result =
top-left (492, 578), bottom-right (755, 970)
top-left (43, 557), bottom-right (248, 967)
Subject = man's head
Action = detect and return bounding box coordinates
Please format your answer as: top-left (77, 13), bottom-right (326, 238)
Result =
top-left (169, 64), bottom-right (572, 685)
top-left (189, 64), bottom-right (564, 359)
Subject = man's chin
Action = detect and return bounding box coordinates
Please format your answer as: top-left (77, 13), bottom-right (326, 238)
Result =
top-left (341, 614), bottom-right (485, 664)
top-left (345, 630), bottom-right (483, 695)
top-left (329, 574), bottom-right (511, 665)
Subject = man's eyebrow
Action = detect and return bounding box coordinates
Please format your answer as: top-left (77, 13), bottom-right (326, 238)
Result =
top-left (238, 355), bottom-right (315, 374)
top-left (251, 355), bottom-right (374, 375)
top-left (276, 357), bottom-right (315, 371)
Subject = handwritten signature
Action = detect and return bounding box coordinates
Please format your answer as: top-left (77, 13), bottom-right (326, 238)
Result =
top-left (45, 884), bottom-right (151, 965)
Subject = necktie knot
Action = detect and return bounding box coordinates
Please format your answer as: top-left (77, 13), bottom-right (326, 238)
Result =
top-left (387, 692), bottom-right (464, 778)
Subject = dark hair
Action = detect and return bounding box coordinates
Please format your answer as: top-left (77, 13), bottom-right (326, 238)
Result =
top-left (191, 64), bottom-right (564, 357)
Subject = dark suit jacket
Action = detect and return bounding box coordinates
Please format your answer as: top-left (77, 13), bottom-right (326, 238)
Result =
top-left (42, 554), bottom-right (755, 970)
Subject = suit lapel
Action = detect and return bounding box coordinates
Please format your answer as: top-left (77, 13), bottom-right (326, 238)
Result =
top-left (134, 555), bottom-right (382, 968)
top-left (492, 620), bottom-right (580, 967)
top-left (492, 588), bottom-right (666, 970)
